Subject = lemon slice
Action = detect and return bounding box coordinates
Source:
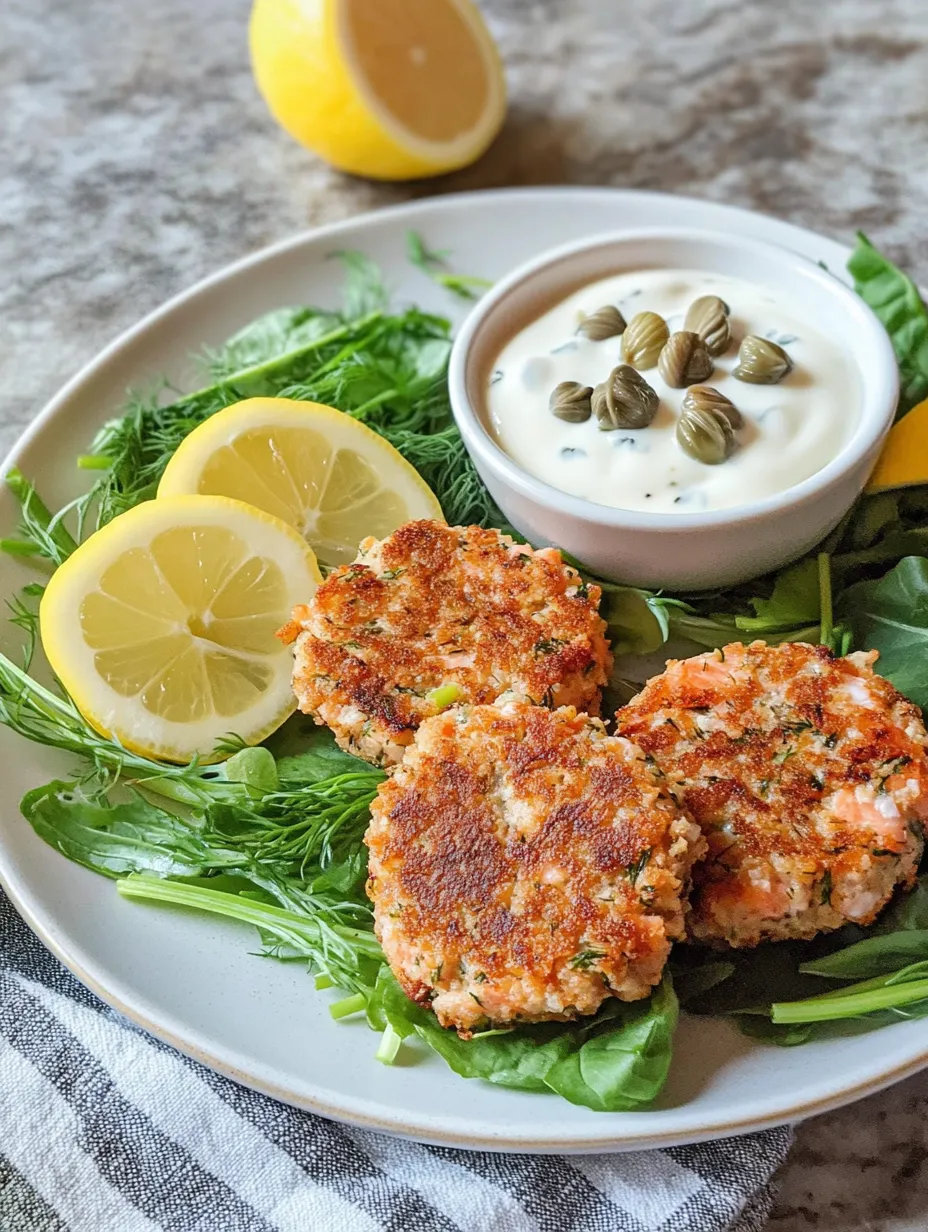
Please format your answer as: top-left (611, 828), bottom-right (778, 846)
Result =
top-left (249, 0), bottom-right (506, 180)
top-left (40, 496), bottom-right (321, 763)
top-left (866, 397), bottom-right (928, 493)
top-left (156, 398), bottom-right (444, 567)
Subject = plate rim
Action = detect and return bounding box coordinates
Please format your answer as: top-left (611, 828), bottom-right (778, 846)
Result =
top-left (10, 877), bottom-right (928, 1153)
top-left (4, 184), bottom-right (927, 1152)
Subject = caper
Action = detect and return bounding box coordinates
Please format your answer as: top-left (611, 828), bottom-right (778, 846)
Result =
top-left (576, 304), bottom-right (626, 341)
top-left (684, 295), bottom-right (731, 357)
top-left (549, 380), bottom-right (593, 423)
top-left (681, 384), bottom-right (743, 430)
top-left (621, 311), bottom-right (669, 370)
top-left (592, 365), bottom-right (658, 431)
top-left (676, 402), bottom-right (736, 465)
top-left (734, 335), bottom-right (793, 384)
top-left (657, 331), bottom-right (714, 388)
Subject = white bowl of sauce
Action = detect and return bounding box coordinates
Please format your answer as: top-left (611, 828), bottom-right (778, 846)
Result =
top-left (448, 229), bottom-right (899, 589)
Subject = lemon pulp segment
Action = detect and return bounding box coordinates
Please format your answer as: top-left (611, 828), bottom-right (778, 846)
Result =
top-left (341, 0), bottom-right (490, 143)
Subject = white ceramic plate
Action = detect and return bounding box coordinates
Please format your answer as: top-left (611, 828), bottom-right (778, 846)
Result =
top-left (2, 188), bottom-right (926, 1153)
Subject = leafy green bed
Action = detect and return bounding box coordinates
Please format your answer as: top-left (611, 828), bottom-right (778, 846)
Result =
top-left (2, 233), bottom-right (928, 1112)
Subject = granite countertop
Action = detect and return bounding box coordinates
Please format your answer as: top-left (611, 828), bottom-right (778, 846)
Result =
top-left (3, 0), bottom-right (928, 1226)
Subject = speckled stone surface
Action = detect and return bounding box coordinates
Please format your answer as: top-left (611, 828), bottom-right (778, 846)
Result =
top-left (3, 1), bottom-right (928, 1226)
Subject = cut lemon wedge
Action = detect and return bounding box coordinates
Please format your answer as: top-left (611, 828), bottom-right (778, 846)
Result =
top-left (156, 398), bottom-right (444, 568)
top-left (40, 496), bottom-right (321, 763)
top-left (866, 397), bottom-right (928, 493)
top-left (249, 0), bottom-right (506, 180)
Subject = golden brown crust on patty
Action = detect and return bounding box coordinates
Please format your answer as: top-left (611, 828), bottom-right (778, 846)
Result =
top-left (284, 520), bottom-right (612, 766)
top-left (617, 641), bottom-right (928, 947)
top-left (365, 700), bottom-right (704, 1033)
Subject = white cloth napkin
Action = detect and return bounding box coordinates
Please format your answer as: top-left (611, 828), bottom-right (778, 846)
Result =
top-left (0, 892), bottom-right (791, 1232)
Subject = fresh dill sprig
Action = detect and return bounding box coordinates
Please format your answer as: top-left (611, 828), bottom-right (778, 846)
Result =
top-left (0, 649), bottom-right (215, 798)
top-left (212, 732), bottom-right (250, 758)
top-left (385, 424), bottom-right (513, 529)
top-left (84, 311), bottom-right (393, 529)
top-left (2, 300), bottom-right (457, 566)
top-left (207, 768), bottom-right (384, 879)
top-left (331, 249), bottom-right (390, 317)
top-left (406, 231), bottom-right (493, 302)
top-left (276, 312), bottom-right (452, 437)
top-left (4, 582), bottom-right (43, 670)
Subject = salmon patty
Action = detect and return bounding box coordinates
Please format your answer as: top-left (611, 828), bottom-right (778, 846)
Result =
top-left (617, 641), bottom-right (928, 947)
top-left (282, 520), bottom-right (611, 767)
top-left (365, 699), bottom-right (704, 1034)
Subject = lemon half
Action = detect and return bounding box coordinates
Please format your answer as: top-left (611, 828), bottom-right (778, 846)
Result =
top-left (40, 496), bottom-right (321, 763)
top-left (156, 398), bottom-right (444, 567)
top-left (249, 0), bottom-right (506, 180)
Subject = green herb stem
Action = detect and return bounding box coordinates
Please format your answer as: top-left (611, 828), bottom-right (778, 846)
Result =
top-left (407, 231), bottom-right (492, 302)
top-left (330, 993), bottom-right (367, 1020)
top-left (3, 468), bottom-right (78, 565)
top-left (435, 274), bottom-right (493, 301)
top-left (427, 683), bottom-right (461, 711)
top-left (117, 874), bottom-right (372, 942)
top-left (116, 874), bottom-right (384, 994)
top-left (194, 313), bottom-right (385, 404)
top-left (375, 1024), bottom-right (403, 1064)
top-left (818, 552), bottom-right (834, 648)
top-left (772, 977), bottom-right (928, 1023)
top-left (0, 538), bottom-right (44, 557)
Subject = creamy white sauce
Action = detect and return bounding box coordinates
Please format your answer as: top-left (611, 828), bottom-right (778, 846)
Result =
top-left (487, 269), bottom-right (859, 513)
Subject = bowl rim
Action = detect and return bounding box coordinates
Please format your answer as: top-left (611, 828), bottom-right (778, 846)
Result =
top-left (448, 225), bottom-right (900, 531)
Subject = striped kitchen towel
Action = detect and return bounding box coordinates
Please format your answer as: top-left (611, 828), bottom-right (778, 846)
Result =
top-left (0, 892), bottom-right (791, 1232)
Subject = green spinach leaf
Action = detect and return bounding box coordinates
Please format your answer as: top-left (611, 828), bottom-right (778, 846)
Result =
top-left (20, 781), bottom-right (238, 880)
top-left (598, 585), bottom-right (672, 656)
top-left (799, 930), bottom-right (928, 980)
top-left (840, 555), bottom-right (928, 708)
top-left (366, 967), bottom-right (678, 1111)
top-left (848, 233), bottom-right (928, 415)
top-left (542, 978), bottom-right (678, 1111)
top-left (268, 721), bottom-right (376, 785)
top-left (673, 940), bottom-right (835, 1016)
top-left (735, 557), bottom-right (820, 633)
